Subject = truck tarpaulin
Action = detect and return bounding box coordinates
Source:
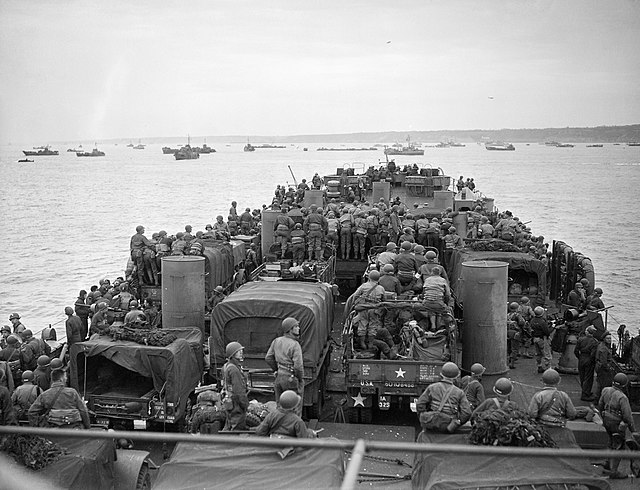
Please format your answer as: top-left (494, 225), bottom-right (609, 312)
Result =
top-left (411, 431), bottom-right (608, 489)
top-left (201, 239), bottom-right (236, 291)
top-left (154, 440), bottom-right (344, 490)
top-left (449, 250), bottom-right (547, 306)
top-left (210, 281), bottom-right (334, 370)
top-left (69, 328), bottom-right (203, 415)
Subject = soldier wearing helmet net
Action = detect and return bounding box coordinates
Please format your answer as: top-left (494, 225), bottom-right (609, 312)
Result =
top-left (470, 378), bottom-right (518, 425)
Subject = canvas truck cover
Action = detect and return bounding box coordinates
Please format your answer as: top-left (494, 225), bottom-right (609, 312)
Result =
top-left (201, 239), bottom-right (236, 291)
top-left (449, 250), bottom-right (547, 306)
top-left (411, 431), bottom-right (608, 490)
top-left (69, 328), bottom-right (203, 410)
top-left (154, 440), bottom-right (344, 490)
top-left (210, 281), bottom-right (334, 370)
top-left (2, 436), bottom-right (116, 490)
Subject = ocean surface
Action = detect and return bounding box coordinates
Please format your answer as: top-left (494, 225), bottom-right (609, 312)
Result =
top-left (1, 141), bottom-right (638, 338)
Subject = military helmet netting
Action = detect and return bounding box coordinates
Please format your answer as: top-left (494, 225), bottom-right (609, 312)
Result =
top-left (542, 368), bottom-right (560, 385)
top-left (225, 341), bottom-right (244, 358)
top-left (493, 378), bottom-right (513, 396)
top-left (279, 390), bottom-right (301, 410)
top-left (197, 390), bottom-right (220, 404)
top-left (281, 317), bottom-right (299, 333)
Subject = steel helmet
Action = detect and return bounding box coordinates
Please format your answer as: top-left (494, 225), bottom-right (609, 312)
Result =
top-left (585, 325), bottom-right (597, 335)
top-left (369, 270), bottom-right (381, 281)
top-left (449, 226), bottom-right (456, 233)
top-left (613, 372), bottom-right (628, 387)
top-left (440, 362), bottom-right (460, 379)
top-left (414, 245), bottom-right (425, 254)
top-left (21, 329), bottom-right (33, 339)
top-left (594, 287), bottom-right (603, 294)
top-left (542, 368), bottom-right (560, 386)
top-left (6, 335), bottom-right (19, 345)
top-left (508, 302), bottom-right (519, 311)
top-left (382, 264), bottom-right (395, 273)
top-left (279, 390), bottom-right (301, 410)
top-left (50, 358), bottom-right (64, 371)
top-left (22, 370), bottom-right (34, 381)
top-left (215, 285), bottom-right (224, 292)
top-left (425, 250), bottom-right (437, 259)
top-left (493, 378), bottom-right (513, 396)
top-left (520, 296), bottom-right (530, 304)
top-left (282, 317), bottom-right (299, 333)
top-left (64, 306), bottom-right (74, 316)
top-left (225, 341), bottom-right (244, 359)
top-left (9, 313), bottom-right (20, 320)
top-left (401, 241), bottom-right (412, 251)
top-left (129, 300), bottom-right (139, 309)
top-left (534, 306), bottom-right (544, 317)
top-left (386, 242), bottom-right (397, 250)
top-left (470, 363), bottom-right (485, 376)
top-left (135, 225), bottom-right (144, 233)
top-left (37, 355), bottom-right (51, 367)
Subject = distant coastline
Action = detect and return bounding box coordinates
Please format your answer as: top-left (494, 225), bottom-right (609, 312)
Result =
top-left (7, 124), bottom-right (639, 147)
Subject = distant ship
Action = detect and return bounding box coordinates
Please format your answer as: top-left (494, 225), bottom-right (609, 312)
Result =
top-left (436, 139), bottom-right (465, 148)
top-left (586, 144), bottom-right (603, 148)
top-left (485, 141), bottom-right (515, 151)
top-left (133, 140), bottom-right (145, 150)
top-left (175, 136), bottom-right (199, 160)
top-left (244, 141), bottom-right (256, 152)
top-left (76, 146), bottom-right (105, 157)
top-left (67, 144), bottom-right (83, 152)
top-left (384, 136), bottom-right (424, 155)
top-left (22, 146), bottom-right (59, 156)
top-left (196, 140), bottom-right (216, 154)
top-left (254, 144), bottom-right (286, 149)
top-left (628, 142), bottom-right (640, 146)
top-left (317, 147), bottom-right (377, 152)
top-left (162, 147), bottom-right (180, 154)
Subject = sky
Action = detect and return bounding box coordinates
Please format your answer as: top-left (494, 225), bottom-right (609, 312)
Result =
top-left (1, 0), bottom-right (639, 144)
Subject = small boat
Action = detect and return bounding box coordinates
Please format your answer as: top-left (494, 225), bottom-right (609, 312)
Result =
top-left (485, 141), bottom-right (515, 151)
top-left (254, 144), bottom-right (286, 149)
top-left (196, 140), bottom-right (216, 154)
top-left (76, 145), bottom-right (105, 157)
top-left (18, 158), bottom-right (34, 162)
top-left (244, 141), bottom-right (255, 152)
top-left (22, 146), bottom-right (59, 156)
top-left (556, 143), bottom-right (574, 148)
top-left (133, 140), bottom-right (145, 150)
top-left (126, 141), bottom-right (134, 147)
top-left (384, 135), bottom-right (424, 155)
top-left (628, 142), bottom-right (640, 146)
top-left (586, 144), bottom-right (603, 148)
top-left (174, 136), bottom-right (200, 160)
top-left (162, 147), bottom-right (180, 154)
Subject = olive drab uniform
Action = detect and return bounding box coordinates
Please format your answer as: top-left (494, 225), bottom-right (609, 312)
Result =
top-left (598, 385), bottom-right (636, 476)
top-left (326, 216), bottom-right (340, 250)
top-left (595, 341), bottom-right (614, 400)
top-left (265, 334), bottom-right (304, 417)
top-left (303, 210), bottom-right (327, 261)
top-left (507, 310), bottom-right (525, 369)
top-left (353, 214), bottom-right (368, 260)
top-left (290, 226), bottom-right (306, 265)
top-left (416, 379), bottom-right (472, 433)
top-left (222, 358), bottom-right (248, 430)
top-left (339, 212), bottom-right (354, 259)
top-left (574, 332), bottom-right (598, 399)
top-left (273, 212), bottom-right (295, 257)
top-left (130, 231), bottom-right (155, 287)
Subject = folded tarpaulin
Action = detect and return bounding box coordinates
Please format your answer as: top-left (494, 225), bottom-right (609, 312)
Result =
top-left (154, 439), bottom-right (345, 490)
top-left (411, 430), bottom-right (609, 489)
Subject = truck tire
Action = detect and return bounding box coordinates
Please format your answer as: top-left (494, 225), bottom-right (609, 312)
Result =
top-left (135, 463), bottom-right (150, 490)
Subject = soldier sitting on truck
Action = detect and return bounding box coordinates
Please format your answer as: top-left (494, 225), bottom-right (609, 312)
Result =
top-left (345, 271), bottom-right (386, 351)
top-left (274, 208), bottom-right (295, 258)
top-left (421, 266), bottom-right (451, 331)
top-left (255, 390), bottom-right (318, 440)
top-left (188, 390), bottom-right (226, 434)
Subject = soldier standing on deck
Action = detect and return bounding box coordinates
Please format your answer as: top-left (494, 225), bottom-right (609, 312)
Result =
top-left (222, 342), bottom-right (248, 430)
top-left (595, 332), bottom-right (615, 401)
top-left (130, 225), bottom-right (155, 287)
top-left (265, 318), bottom-right (304, 417)
top-left (9, 313), bottom-right (25, 336)
top-left (574, 325), bottom-right (598, 401)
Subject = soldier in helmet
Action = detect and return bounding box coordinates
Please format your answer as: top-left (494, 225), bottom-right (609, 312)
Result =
top-left (11, 370), bottom-right (41, 421)
top-left (64, 306), bottom-right (84, 347)
top-left (595, 332), bottom-right (615, 401)
top-left (130, 225), bottom-right (155, 287)
top-left (255, 390), bottom-right (317, 439)
top-left (598, 373), bottom-right (636, 480)
top-left (265, 318), bottom-right (304, 417)
top-left (574, 325), bottom-right (598, 401)
top-left (222, 341), bottom-right (248, 430)
top-left (0, 368), bottom-right (17, 425)
top-left (460, 363), bottom-right (486, 411)
top-left (471, 378), bottom-right (518, 424)
top-left (90, 301), bottom-right (109, 337)
top-left (586, 287), bottom-right (605, 310)
top-left (506, 302), bottom-right (525, 369)
top-left (416, 362), bottom-right (471, 433)
top-left (273, 207), bottom-right (295, 258)
top-left (0, 325), bottom-right (11, 350)
top-left (290, 223), bottom-right (306, 265)
top-left (530, 306), bottom-right (553, 373)
top-left (32, 355), bottom-right (51, 392)
top-left (0, 335), bottom-right (23, 387)
top-left (124, 300), bottom-right (145, 325)
top-left (9, 313), bottom-right (25, 336)
top-left (567, 282), bottom-right (586, 310)
top-left (528, 369), bottom-right (576, 427)
top-left (188, 390), bottom-right (225, 434)
top-left (239, 207), bottom-right (254, 235)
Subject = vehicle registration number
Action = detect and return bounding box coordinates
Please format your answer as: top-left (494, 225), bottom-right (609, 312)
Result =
top-left (133, 419), bottom-right (147, 430)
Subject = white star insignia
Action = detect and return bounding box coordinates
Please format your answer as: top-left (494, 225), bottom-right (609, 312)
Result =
top-left (352, 392), bottom-right (366, 407)
top-left (395, 368), bottom-right (406, 378)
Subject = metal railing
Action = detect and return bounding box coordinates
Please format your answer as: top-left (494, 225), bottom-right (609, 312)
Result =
top-left (1, 425), bottom-right (639, 490)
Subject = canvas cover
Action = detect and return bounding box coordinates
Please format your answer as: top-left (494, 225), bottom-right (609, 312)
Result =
top-left (412, 431), bottom-right (609, 489)
top-left (153, 440), bottom-right (344, 490)
top-left (202, 239), bottom-right (236, 291)
top-left (448, 250), bottom-right (547, 306)
top-left (69, 328), bottom-right (203, 412)
top-left (210, 281), bottom-right (334, 369)
top-left (0, 436), bottom-right (116, 490)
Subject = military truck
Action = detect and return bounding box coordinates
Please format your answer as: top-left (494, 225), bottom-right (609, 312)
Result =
top-left (209, 281), bottom-right (335, 419)
top-left (69, 327), bottom-right (203, 430)
top-left (342, 300), bottom-right (459, 423)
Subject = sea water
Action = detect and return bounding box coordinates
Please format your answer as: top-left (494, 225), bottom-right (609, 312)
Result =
top-left (0, 142), bottom-right (638, 337)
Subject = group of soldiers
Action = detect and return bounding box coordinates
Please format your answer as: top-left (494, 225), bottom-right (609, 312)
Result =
top-left (416, 360), bottom-right (636, 480)
top-left (1, 313), bottom-right (89, 429)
